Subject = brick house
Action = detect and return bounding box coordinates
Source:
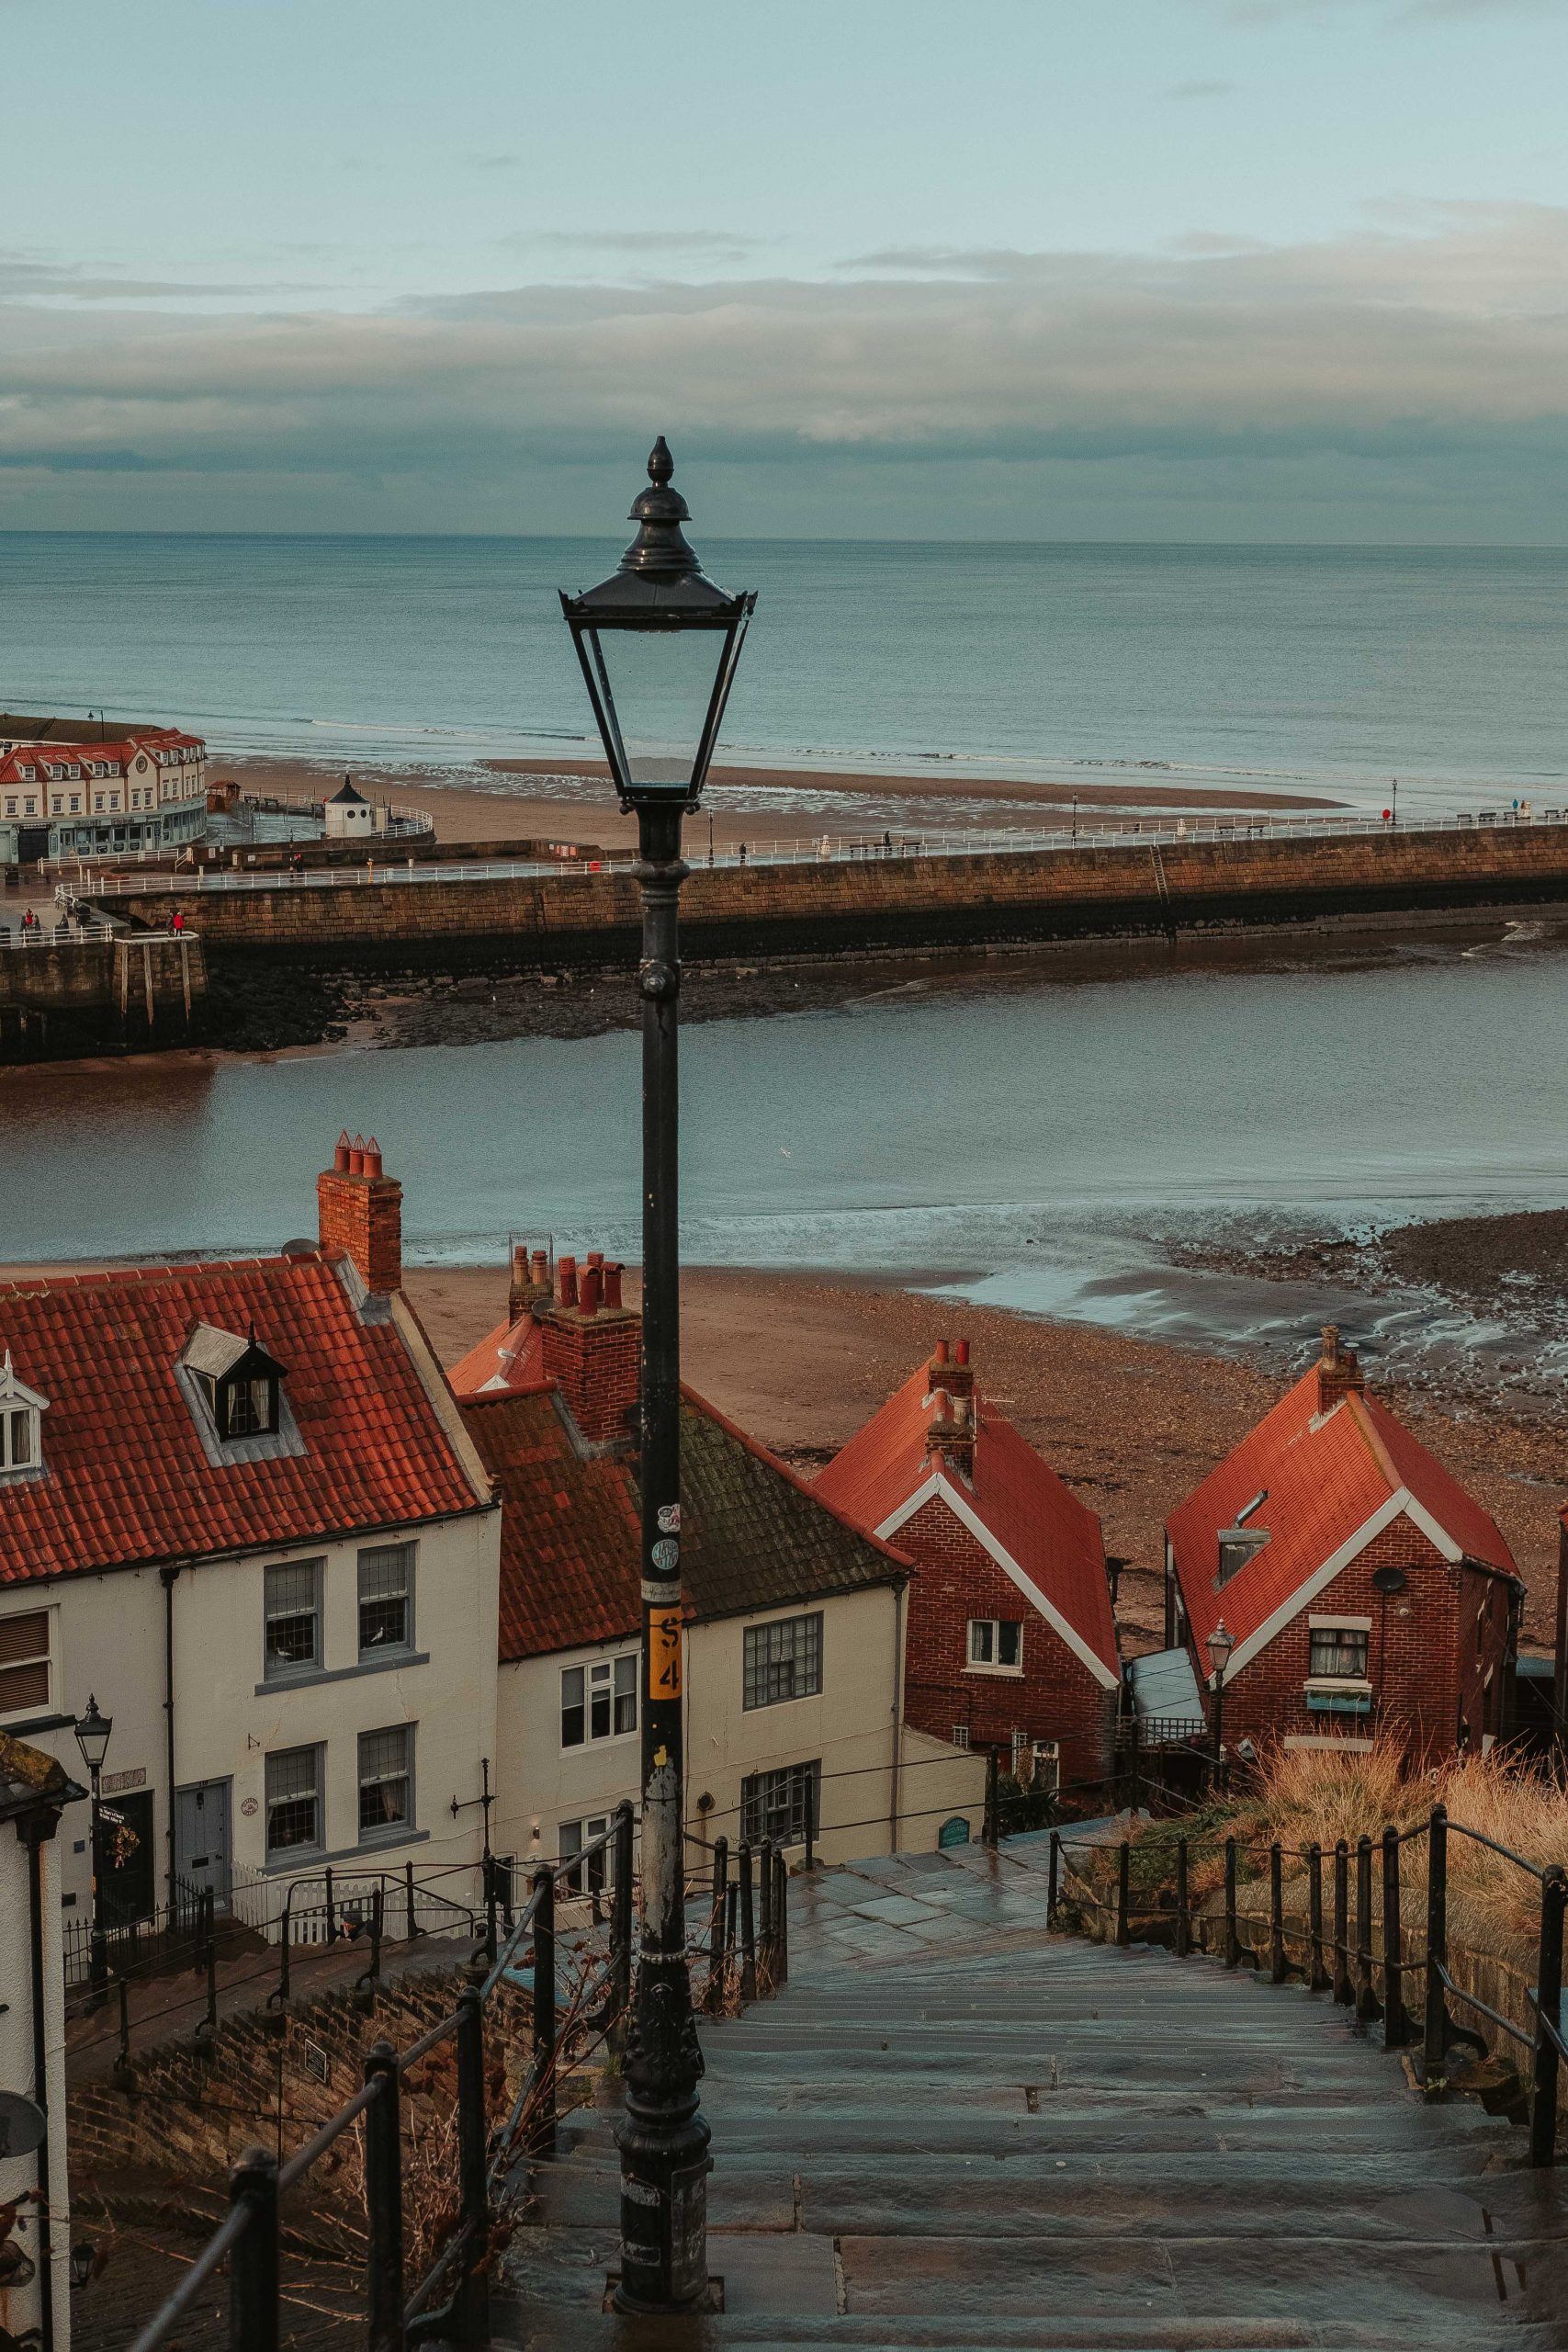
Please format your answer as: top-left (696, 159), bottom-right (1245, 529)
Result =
top-left (812, 1340), bottom-right (1120, 1795)
top-left (1166, 1328), bottom-right (1521, 1763)
top-left (449, 1254), bottom-right (983, 1868)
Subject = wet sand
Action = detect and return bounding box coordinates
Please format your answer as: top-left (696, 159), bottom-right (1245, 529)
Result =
top-left (400, 1262), bottom-right (1567, 1658)
top-left (219, 752), bottom-right (1339, 854)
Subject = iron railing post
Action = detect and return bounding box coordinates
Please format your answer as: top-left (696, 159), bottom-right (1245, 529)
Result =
top-left (485, 1859), bottom-right (499, 1968)
top-left (1175, 1838), bottom-right (1191, 1959)
top-left (804, 1770), bottom-right (816, 1871)
top-left (773, 1850), bottom-right (788, 1988)
top-left (1308, 1844), bottom-right (1328, 1992)
top-left (612, 1800), bottom-right (635, 2052)
top-left (1382, 1826), bottom-right (1407, 2050)
top-left (705, 1836), bottom-right (728, 2016)
top-left (985, 1749), bottom-right (999, 1849)
top-left (363, 2041), bottom-right (405, 2352)
top-left (1047, 1830), bottom-right (1061, 1927)
top-left (324, 1864), bottom-right (335, 1946)
top-left (229, 2145), bottom-right (280, 2352)
top-left (369, 1885), bottom-right (384, 1993)
top-left (455, 1987), bottom-right (491, 2344)
top-left (531, 1864), bottom-right (557, 2154)
top-left (1424, 1804), bottom-right (1449, 2085)
top-left (405, 1858), bottom-right (419, 1941)
top-left (739, 1842), bottom-right (757, 2002)
top-left (1269, 1842), bottom-right (1286, 1984)
top-left (1356, 1834), bottom-right (1378, 2021)
top-left (1116, 1841), bottom-right (1131, 1948)
top-left (759, 1838), bottom-right (774, 1983)
top-left (1530, 1864), bottom-right (1567, 2168)
top-left (1333, 1839), bottom-right (1352, 2006)
top-left (203, 1887), bottom-right (218, 2036)
top-left (1224, 1838), bottom-right (1240, 1968)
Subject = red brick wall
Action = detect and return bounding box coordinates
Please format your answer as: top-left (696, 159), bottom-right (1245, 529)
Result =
top-left (539, 1306), bottom-right (640, 1445)
top-left (1201, 1519), bottom-right (1515, 1761)
top-left (317, 1166), bottom-right (402, 1292)
top-left (897, 1492), bottom-right (1114, 1790)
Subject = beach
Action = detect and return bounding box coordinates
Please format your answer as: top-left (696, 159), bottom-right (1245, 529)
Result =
top-left (399, 1261), bottom-right (1568, 1660)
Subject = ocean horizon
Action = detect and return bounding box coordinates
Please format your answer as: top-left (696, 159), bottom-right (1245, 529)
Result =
top-left (3, 531), bottom-right (1563, 817)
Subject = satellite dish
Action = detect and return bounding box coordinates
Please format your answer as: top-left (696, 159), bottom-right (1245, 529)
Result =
top-left (1372, 1566), bottom-right (1407, 1595)
top-left (0, 2089), bottom-right (47, 2160)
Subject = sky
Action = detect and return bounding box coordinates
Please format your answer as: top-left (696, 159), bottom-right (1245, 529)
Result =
top-left (3, 0), bottom-right (1567, 542)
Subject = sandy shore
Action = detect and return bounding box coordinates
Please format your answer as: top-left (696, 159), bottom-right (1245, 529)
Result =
top-left (218, 752), bottom-right (1339, 854)
top-left (399, 1262), bottom-right (1567, 1658)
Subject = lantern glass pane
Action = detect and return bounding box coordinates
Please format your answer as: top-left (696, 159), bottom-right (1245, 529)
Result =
top-left (591, 625), bottom-right (730, 791)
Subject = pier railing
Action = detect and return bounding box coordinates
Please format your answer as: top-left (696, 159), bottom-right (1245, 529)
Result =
top-left (71, 803), bottom-right (1568, 899)
top-left (1048, 1801), bottom-right (1568, 2166)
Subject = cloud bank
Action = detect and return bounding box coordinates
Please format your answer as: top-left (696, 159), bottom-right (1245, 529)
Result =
top-left (2, 203), bottom-right (1566, 537)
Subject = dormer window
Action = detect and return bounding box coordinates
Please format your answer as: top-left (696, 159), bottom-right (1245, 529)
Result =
top-left (179, 1321), bottom-right (288, 1445)
top-left (0, 1350), bottom-right (47, 1480)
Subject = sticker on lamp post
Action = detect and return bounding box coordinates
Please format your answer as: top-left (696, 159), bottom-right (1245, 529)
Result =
top-left (651, 1538), bottom-right (679, 1572)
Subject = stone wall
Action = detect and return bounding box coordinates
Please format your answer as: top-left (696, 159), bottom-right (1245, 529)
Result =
top-left (0, 933), bottom-right (206, 1059)
top-left (95, 824), bottom-right (1568, 974)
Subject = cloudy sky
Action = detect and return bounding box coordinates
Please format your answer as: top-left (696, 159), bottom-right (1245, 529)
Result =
top-left (4, 0), bottom-right (1566, 540)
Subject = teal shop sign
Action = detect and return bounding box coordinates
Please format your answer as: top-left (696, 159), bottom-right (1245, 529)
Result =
top-left (938, 1815), bottom-right (970, 1849)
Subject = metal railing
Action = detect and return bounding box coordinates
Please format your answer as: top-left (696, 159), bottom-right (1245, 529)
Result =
top-left (70, 802), bottom-right (1568, 899)
top-left (121, 1804), bottom-right (790, 2352)
top-left (1047, 1800), bottom-right (1568, 2168)
top-left (0, 919), bottom-right (118, 946)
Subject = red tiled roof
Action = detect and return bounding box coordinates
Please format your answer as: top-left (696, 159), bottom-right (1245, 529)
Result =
top-left (813, 1362), bottom-right (1117, 1677)
top-left (1168, 1368), bottom-right (1516, 1659)
top-left (447, 1311), bottom-right (544, 1399)
top-left (0, 1255), bottom-right (482, 1583)
top-left (461, 1376), bottom-right (908, 1665)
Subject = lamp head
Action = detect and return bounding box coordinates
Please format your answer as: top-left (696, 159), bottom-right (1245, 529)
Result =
top-left (73, 1692), bottom-right (112, 1775)
top-left (1206, 1620), bottom-right (1235, 1679)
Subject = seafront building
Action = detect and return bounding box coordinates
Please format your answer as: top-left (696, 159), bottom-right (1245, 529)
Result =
top-left (449, 1252), bottom-right (985, 1867)
top-left (0, 711), bottom-right (207, 865)
top-left (814, 1339), bottom-right (1121, 1794)
top-left (1163, 1326), bottom-right (1521, 1763)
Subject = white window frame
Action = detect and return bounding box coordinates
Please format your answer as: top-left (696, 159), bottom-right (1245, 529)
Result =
top-left (1305, 1617), bottom-right (1372, 1690)
top-left (742, 1611), bottom-right (823, 1711)
top-left (966, 1617), bottom-right (1024, 1676)
top-left (357, 1542), bottom-right (415, 1660)
top-left (558, 1812), bottom-right (614, 1895)
top-left (357, 1724), bottom-right (414, 1848)
top-left (263, 1557), bottom-right (324, 1681)
top-left (265, 1742), bottom-right (324, 1858)
top-left (559, 1652), bottom-right (638, 1750)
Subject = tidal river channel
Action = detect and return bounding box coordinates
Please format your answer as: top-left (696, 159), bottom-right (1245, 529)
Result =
top-left (6, 925), bottom-right (1568, 1373)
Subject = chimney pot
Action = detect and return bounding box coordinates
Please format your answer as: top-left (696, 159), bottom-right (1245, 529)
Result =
top-left (558, 1254), bottom-right (578, 1308)
top-left (955, 1338), bottom-right (971, 1367)
top-left (364, 1136), bottom-right (383, 1180)
top-left (579, 1265), bottom-right (602, 1317)
top-left (933, 1340), bottom-right (950, 1365)
top-left (530, 1250), bottom-right (548, 1287)
top-left (349, 1134), bottom-right (366, 1176)
top-left (604, 1262), bottom-right (624, 1310)
top-left (333, 1130), bottom-right (351, 1173)
top-left (586, 1250), bottom-right (604, 1271)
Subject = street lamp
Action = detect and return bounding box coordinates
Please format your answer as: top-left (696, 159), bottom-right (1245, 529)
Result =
top-left (73, 1694), bottom-right (113, 1996)
top-left (1205, 1622), bottom-right (1234, 1792)
top-left (559, 438), bottom-right (755, 2315)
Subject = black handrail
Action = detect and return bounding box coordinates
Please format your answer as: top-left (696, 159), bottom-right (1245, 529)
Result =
top-left (118, 1793), bottom-right (790, 2349)
top-left (1049, 1799), bottom-right (1568, 2171)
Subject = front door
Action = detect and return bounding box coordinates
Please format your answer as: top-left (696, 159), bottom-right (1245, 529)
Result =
top-left (175, 1779), bottom-right (232, 1910)
top-left (97, 1789), bottom-right (157, 1930)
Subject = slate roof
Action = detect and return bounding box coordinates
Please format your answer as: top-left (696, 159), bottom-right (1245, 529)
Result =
top-left (460, 1380), bottom-right (909, 1665)
top-left (0, 1255), bottom-right (483, 1584)
top-left (1168, 1365), bottom-right (1516, 1660)
top-left (813, 1360), bottom-right (1118, 1678)
top-left (0, 1728), bottom-right (85, 1824)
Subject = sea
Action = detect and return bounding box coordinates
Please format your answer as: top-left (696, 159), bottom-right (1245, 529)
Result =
top-left (4, 531), bottom-right (1568, 1375)
top-left (1, 534), bottom-right (1565, 820)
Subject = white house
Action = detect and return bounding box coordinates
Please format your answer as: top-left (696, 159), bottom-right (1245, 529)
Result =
top-left (451, 1249), bottom-right (985, 1876)
top-left (0, 1136), bottom-right (501, 1949)
top-left (0, 714), bottom-right (207, 864)
top-left (0, 1730), bottom-right (83, 2350)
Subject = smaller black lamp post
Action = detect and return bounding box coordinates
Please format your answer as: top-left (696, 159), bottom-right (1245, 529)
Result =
top-left (74, 1694), bottom-right (113, 1995)
top-left (1206, 1622), bottom-right (1235, 1792)
top-left (70, 2240), bottom-right (96, 2290)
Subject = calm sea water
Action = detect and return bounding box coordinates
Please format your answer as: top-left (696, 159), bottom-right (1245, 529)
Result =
top-left (6, 932), bottom-right (1568, 1374)
top-left (1, 535), bottom-right (1564, 818)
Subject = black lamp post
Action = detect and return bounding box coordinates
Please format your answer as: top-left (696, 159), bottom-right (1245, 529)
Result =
top-left (73, 1693), bottom-right (113, 1995)
top-left (1206, 1622), bottom-right (1234, 1792)
top-left (560, 438), bottom-right (755, 2314)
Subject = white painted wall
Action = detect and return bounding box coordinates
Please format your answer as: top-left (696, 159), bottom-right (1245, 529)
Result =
top-left (0, 1506), bottom-right (499, 1930)
top-left (0, 1796), bottom-right (73, 2350)
top-left (495, 1585), bottom-right (985, 1871)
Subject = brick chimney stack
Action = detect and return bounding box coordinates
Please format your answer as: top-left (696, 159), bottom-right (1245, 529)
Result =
top-left (928, 1335), bottom-right (975, 1403)
top-left (1315, 1324), bottom-right (1365, 1415)
top-left (538, 1250), bottom-right (640, 1446)
top-left (925, 1386), bottom-right (976, 1482)
top-left (318, 1130), bottom-right (402, 1294)
top-left (507, 1242), bottom-right (554, 1324)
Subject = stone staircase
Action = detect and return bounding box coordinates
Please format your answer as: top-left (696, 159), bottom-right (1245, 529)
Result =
top-left (488, 1835), bottom-right (1568, 2349)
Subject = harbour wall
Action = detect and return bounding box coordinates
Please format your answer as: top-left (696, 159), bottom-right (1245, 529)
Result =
top-left (92, 825), bottom-right (1568, 972)
top-left (0, 933), bottom-right (207, 1059)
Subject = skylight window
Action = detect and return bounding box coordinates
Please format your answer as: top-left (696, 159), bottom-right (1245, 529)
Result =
top-left (179, 1320), bottom-right (288, 1444)
top-left (0, 1349), bottom-right (48, 1481)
